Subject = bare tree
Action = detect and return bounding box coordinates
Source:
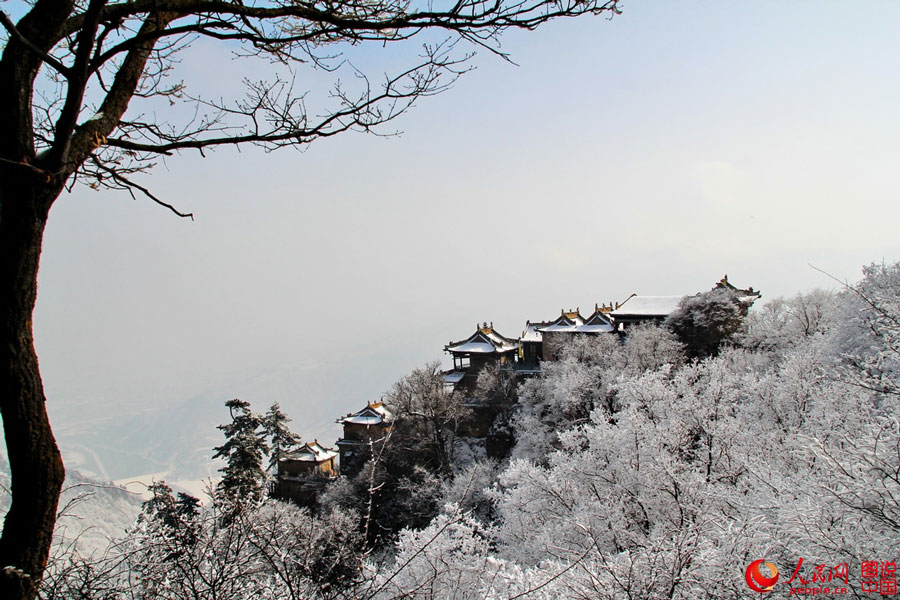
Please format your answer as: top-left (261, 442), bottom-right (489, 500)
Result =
top-left (0, 0), bottom-right (622, 596)
top-left (386, 362), bottom-right (467, 475)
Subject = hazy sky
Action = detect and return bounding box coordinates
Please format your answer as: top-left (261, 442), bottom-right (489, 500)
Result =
top-left (31, 1), bottom-right (900, 472)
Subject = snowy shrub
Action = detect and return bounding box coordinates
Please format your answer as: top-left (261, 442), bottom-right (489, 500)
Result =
top-left (666, 288), bottom-right (747, 358)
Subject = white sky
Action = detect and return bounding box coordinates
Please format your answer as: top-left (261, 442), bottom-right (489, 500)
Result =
top-left (31, 1), bottom-right (900, 469)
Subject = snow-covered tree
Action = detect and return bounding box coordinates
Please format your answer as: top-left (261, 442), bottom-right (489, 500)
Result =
top-left (382, 265), bottom-right (899, 598)
top-left (264, 402), bottom-right (301, 474)
top-left (128, 498), bottom-right (365, 600)
top-left (832, 262), bottom-right (900, 397)
top-left (510, 325), bottom-right (682, 463)
top-left (322, 364), bottom-right (474, 549)
top-left (471, 363), bottom-right (519, 458)
top-left (41, 498), bottom-right (366, 600)
top-left (742, 289), bottom-right (839, 351)
top-left (139, 482), bottom-right (200, 537)
top-left (369, 506), bottom-right (514, 599)
top-left (213, 399), bottom-right (269, 501)
top-left (385, 362), bottom-right (468, 475)
top-left (666, 288), bottom-right (747, 358)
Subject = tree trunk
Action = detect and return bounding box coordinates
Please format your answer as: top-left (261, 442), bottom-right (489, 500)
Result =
top-left (0, 173), bottom-right (65, 600)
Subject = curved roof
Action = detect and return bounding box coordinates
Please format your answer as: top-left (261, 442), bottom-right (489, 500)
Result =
top-left (339, 402), bottom-right (393, 426)
top-left (343, 415), bottom-right (385, 425)
top-left (442, 371), bottom-right (466, 384)
top-left (520, 321), bottom-right (549, 343)
top-left (446, 341), bottom-right (501, 353)
top-left (287, 441), bottom-right (338, 463)
top-left (445, 326), bottom-right (519, 355)
top-left (610, 295), bottom-right (684, 317)
top-left (576, 323), bottom-right (614, 333)
top-left (537, 310), bottom-right (584, 333)
top-left (576, 309), bottom-right (614, 333)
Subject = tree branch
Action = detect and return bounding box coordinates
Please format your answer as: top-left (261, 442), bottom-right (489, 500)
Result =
top-left (90, 157), bottom-right (194, 219)
top-left (65, 10), bottom-right (177, 173)
top-left (46, 0), bottom-right (109, 169)
top-left (0, 11), bottom-right (71, 76)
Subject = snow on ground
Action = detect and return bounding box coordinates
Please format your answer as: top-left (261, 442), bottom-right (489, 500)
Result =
top-left (114, 471), bottom-right (217, 504)
top-left (51, 471), bottom-right (144, 557)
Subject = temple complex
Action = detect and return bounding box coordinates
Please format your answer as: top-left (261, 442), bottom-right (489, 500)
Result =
top-left (442, 275), bottom-right (759, 389)
top-left (274, 275), bottom-right (760, 504)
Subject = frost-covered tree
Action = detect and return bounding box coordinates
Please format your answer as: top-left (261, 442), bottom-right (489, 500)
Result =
top-left (471, 363), bottom-right (519, 458)
top-left (130, 499), bottom-right (364, 600)
top-left (213, 399), bottom-right (269, 500)
top-left (509, 335), bottom-right (618, 462)
top-left (832, 262), bottom-right (900, 397)
top-left (473, 362), bottom-right (519, 407)
top-left (510, 326), bottom-right (682, 463)
top-left (140, 481), bottom-right (200, 534)
top-left (665, 288), bottom-right (748, 358)
top-left (42, 498), bottom-right (366, 600)
top-left (385, 362), bottom-right (468, 475)
top-left (618, 322), bottom-right (685, 376)
top-left (264, 402), bottom-right (301, 474)
top-left (369, 506), bottom-right (512, 599)
top-left (743, 289), bottom-right (839, 351)
top-left (381, 265), bottom-right (899, 598)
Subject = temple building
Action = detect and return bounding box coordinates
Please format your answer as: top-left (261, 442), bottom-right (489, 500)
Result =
top-left (517, 320), bottom-right (550, 373)
top-left (443, 323), bottom-right (519, 391)
top-left (538, 309), bottom-right (584, 361)
top-left (538, 306), bottom-right (615, 360)
top-left (610, 275), bottom-right (761, 331)
top-left (335, 402), bottom-right (394, 478)
top-left (578, 305), bottom-right (616, 333)
top-left (609, 295), bottom-right (684, 331)
top-left (272, 441), bottom-right (338, 504)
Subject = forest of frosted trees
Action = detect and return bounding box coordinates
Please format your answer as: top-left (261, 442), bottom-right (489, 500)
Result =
top-left (37, 263), bottom-right (900, 599)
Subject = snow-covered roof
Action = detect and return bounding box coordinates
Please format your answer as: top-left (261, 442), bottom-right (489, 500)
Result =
top-left (340, 402), bottom-right (393, 426)
top-left (446, 341), bottom-right (501, 353)
top-left (610, 295), bottom-right (684, 317)
top-left (367, 402), bottom-right (392, 420)
top-left (519, 321), bottom-right (548, 343)
top-left (286, 441), bottom-right (338, 463)
top-left (576, 322), bottom-right (615, 333)
top-left (576, 310), bottom-right (614, 333)
top-left (445, 325), bottom-right (519, 355)
top-left (539, 323), bottom-right (577, 332)
top-left (537, 310), bottom-right (584, 333)
top-left (343, 415), bottom-right (384, 425)
top-left (442, 371), bottom-right (466, 384)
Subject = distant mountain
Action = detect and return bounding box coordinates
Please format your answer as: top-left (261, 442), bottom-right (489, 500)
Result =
top-left (0, 457), bottom-right (143, 557)
top-left (45, 351), bottom-right (420, 482)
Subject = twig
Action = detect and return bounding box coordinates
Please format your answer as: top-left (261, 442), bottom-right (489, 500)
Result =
top-left (92, 158), bottom-right (194, 219)
top-left (506, 541), bottom-right (597, 600)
